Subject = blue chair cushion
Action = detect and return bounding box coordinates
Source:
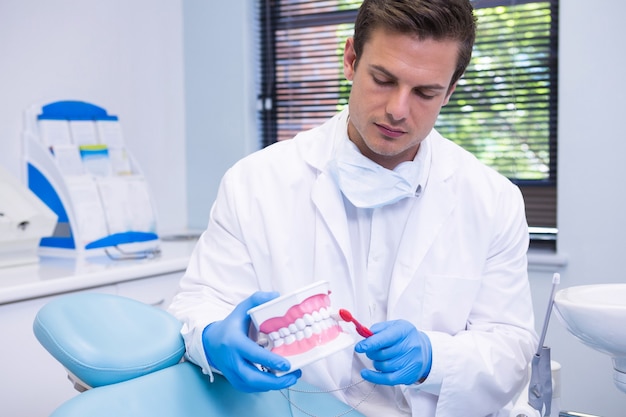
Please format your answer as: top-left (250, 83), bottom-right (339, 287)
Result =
top-left (50, 361), bottom-right (366, 417)
top-left (33, 292), bottom-right (185, 388)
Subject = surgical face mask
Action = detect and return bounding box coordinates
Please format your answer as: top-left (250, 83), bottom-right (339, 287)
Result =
top-left (327, 138), bottom-right (420, 209)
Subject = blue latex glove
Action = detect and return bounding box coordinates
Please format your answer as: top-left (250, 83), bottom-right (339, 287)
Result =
top-left (355, 319), bottom-right (432, 386)
top-left (202, 291), bottom-right (302, 392)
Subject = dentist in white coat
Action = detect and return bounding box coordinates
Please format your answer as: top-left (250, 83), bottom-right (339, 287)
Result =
top-left (169, 0), bottom-right (538, 416)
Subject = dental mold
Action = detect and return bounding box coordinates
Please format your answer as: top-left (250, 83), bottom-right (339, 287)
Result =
top-left (247, 281), bottom-right (355, 376)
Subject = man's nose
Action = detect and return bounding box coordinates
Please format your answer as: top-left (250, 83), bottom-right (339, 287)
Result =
top-left (385, 88), bottom-right (411, 122)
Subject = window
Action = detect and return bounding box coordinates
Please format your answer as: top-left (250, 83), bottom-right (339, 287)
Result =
top-left (258, 0), bottom-right (558, 246)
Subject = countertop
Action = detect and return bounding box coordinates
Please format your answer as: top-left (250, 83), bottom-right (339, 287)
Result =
top-left (0, 240), bottom-right (197, 305)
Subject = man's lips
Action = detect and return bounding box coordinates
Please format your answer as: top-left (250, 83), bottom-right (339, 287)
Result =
top-left (375, 123), bottom-right (406, 138)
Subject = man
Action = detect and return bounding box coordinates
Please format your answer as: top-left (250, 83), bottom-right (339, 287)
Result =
top-left (169, 0), bottom-right (538, 415)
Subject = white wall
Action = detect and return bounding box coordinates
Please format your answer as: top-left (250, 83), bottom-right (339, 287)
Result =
top-left (182, 0), bottom-right (259, 230)
top-left (0, 0), bottom-right (187, 233)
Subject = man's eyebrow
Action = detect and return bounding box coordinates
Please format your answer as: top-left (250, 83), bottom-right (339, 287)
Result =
top-left (370, 64), bottom-right (448, 91)
top-left (370, 65), bottom-right (398, 80)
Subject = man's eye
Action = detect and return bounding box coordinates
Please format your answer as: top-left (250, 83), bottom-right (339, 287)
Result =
top-left (373, 76), bottom-right (392, 85)
top-left (416, 90), bottom-right (436, 100)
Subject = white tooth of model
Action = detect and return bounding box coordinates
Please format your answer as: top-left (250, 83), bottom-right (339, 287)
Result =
top-left (295, 318), bottom-right (306, 330)
top-left (312, 311), bottom-right (322, 322)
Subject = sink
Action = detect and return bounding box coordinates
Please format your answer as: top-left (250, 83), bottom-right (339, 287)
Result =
top-left (554, 284), bottom-right (626, 393)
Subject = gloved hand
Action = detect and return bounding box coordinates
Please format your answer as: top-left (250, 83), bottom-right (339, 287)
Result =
top-left (355, 319), bottom-right (432, 386)
top-left (202, 291), bottom-right (302, 392)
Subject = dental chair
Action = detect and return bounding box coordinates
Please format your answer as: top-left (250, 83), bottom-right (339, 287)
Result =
top-left (33, 292), bottom-right (365, 417)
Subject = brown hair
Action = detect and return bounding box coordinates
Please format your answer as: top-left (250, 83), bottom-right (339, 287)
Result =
top-left (353, 0), bottom-right (477, 86)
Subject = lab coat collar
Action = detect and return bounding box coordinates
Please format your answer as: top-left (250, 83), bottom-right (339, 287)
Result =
top-left (302, 107), bottom-right (348, 171)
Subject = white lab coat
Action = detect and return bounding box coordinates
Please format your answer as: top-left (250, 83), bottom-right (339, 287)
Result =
top-left (169, 108), bottom-right (538, 417)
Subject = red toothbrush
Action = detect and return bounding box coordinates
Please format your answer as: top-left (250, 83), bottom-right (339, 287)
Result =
top-left (338, 309), bottom-right (373, 338)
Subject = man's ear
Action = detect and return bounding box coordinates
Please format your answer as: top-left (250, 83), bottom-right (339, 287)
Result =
top-left (442, 82), bottom-right (458, 106)
top-left (343, 37), bottom-right (357, 81)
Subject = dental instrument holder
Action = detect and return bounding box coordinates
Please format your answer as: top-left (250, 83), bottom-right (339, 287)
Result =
top-left (22, 100), bottom-right (160, 258)
top-left (528, 273), bottom-right (560, 416)
top-left (529, 346), bottom-right (553, 416)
